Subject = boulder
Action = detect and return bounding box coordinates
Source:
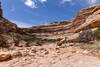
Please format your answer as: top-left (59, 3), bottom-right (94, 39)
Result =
top-left (0, 34), bottom-right (15, 47)
top-left (17, 40), bottom-right (27, 47)
top-left (0, 35), bottom-right (5, 46)
top-left (0, 52), bottom-right (11, 61)
top-left (11, 51), bottom-right (22, 58)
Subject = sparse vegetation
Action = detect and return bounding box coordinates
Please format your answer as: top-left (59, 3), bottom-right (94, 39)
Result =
top-left (94, 24), bottom-right (100, 40)
top-left (43, 38), bottom-right (62, 43)
top-left (8, 32), bottom-right (22, 44)
top-left (55, 32), bottom-right (58, 35)
top-left (76, 43), bottom-right (100, 51)
top-left (8, 32), bottom-right (42, 44)
top-left (22, 35), bottom-right (35, 42)
top-left (62, 31), bottom-right (65, 34)
top-left (8, 32), bottom-right (62, 46)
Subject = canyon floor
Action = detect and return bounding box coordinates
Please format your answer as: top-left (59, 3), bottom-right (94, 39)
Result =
top-left (0, 42), bottom-right (100, 67)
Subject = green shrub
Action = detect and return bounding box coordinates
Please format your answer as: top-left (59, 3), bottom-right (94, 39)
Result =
top-left (80, 44), bottom-right (100, 50)
top-left (94, 24), bottom-right (100, 40)
top-left (22, 35), bottom-right (41, 42)
top-left (22, 35), bottom-right (33, 42)
top-left (8, 32), bottom-right (22, 44)
top-left (8, 32), bottom-right (42, 43)
top-left (43, 38), bottom-right (62, 43)
top-left (55, 32), bottom-right (58, 35)
top-left (8, 32), bottom-right (22, 39)
top-left (56, 38), bottom-right (62, 41)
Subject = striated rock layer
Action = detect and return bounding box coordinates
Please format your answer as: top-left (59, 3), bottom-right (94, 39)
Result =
top-left (0, 4), bottom-right (100, 44)
top-left (0, 17), bottom-right (23, 34)
top-left (73, 4), bottom-right (100, 32)
top-left (22, 4), bottom-right (100, 35)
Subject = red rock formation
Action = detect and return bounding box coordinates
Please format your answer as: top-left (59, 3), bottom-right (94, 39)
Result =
top-left (69, 5), bottom-right (100, 31)
top-left (0, 17), bottom-right (23, 34)
top-left (59, 21), bottom-right (72, 25)
top-left (0, 8), bottom-right (2, 16)
top-left (74, 5), bottom-right (100, 33)
top-left (0, 1), bottom-right (2, 16)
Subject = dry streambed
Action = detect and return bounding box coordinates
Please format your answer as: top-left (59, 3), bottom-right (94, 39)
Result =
top-left (0, 44), bottom-right (100, 67)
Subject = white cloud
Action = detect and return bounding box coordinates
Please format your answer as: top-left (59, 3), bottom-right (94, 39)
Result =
top-left (70, 2), bottom-right (75, 6)
top-left (12, 20), bottom-right (33, 28)
top-left (24, 0), bottom-right (37, 8)
top-left (88, 0), bottom-right (98, 4)
top-left (10, 8), bottom-right (15, 12)
top-left (61, 0), bottom-right (72, 4)
top-left (39, 0), bottom-right (47, 3)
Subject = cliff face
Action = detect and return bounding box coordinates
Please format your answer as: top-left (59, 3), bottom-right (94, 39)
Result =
top-left (23, 22), bottom-right (71, 34)
top-left (0, 4), bottom-right (100, 43)
top-left (0, 2), bottom-right (22, 34)
top-left (72, 5), bottom-right (100, 32)
top-left (0, 17), bottom-right (23, 34)
top-left (0, 5), bottom-right (24, 47)
top-left (23, 4), bottom-right (100, 35)
top-left (0, 7), bottom-right (2, 16)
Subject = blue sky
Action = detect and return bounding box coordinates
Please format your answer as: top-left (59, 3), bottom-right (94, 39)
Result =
top-left (1, 0), bottom-right (100, 27)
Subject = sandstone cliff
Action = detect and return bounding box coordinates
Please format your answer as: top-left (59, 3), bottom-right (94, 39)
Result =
top-left (72, 4), bottom-right (100, 32)
top-left (22, 4), bottom-right (100, 36)
top-left (0, 4), bottom-right (100, 45)
top-left (0, 17), bottom-right (23, 34)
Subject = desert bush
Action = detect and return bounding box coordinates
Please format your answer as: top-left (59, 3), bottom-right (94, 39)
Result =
top-left (36, 42), bottom-right (43, 46)
top-left (8, 32), bottom-right (22, 39)
top-left (55, 32), bottom-right (58, 35)
top-left (62, 31), bottom-right (65, 34)
top-left (76, 29), bottom-right (95, 43)
top-left (56, 38), bottom-right (62, 41)
top-left (22, 35), bottom-right (42, 43)
top-left (8, 32), bottom-right (62, 46)
top-left (43, 38), bottom-right (62, 43)
top-left (8, 32), bottom-right (42, 44)
top-left (22, 35), bottom-right (34, 42)
top-left (80, 44), bottom-right (100, 50)
top-left (8, 32), bottom-right (22, 44)
top-left (94, 25), bottom-right (100, 40)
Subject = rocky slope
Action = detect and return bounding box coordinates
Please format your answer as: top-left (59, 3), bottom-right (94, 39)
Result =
top-left (0, 17), bottom-right (23, 34)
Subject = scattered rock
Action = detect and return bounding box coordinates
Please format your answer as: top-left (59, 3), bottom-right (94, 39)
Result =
top-left (11, 51), bottom-right (22, 58)
top-left (0, 34), bottom-right (15, 47)
top-left (82, 50), bottom-right (89, 54)
top-left (17, 40), bottom-right (27, 47)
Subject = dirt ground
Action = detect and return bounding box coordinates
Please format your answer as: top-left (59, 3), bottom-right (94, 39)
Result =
top-left (0, 43), bottom-right (100, 67)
